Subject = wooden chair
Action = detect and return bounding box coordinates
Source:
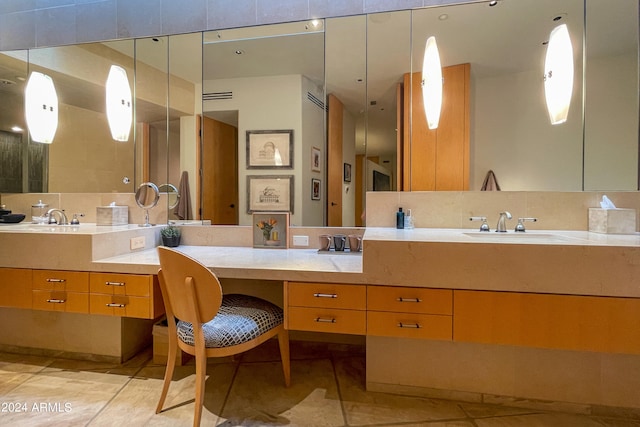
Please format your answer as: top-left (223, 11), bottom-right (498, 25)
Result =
top-left (155, 246), bottom-right (290, 427)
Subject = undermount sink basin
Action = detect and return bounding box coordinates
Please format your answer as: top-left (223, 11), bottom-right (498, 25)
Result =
top-left (463, 232), bottom-right (567, 243)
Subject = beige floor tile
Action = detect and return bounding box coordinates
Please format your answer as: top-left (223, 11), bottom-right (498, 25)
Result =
top-left (220, 358), bottom-right (344, 427)
top-left (335, 357), bottom-right (467, 425)
top-left (460, 402), bottom-right (538, 419)
top-left (475, 413), bottom-right (605, 427)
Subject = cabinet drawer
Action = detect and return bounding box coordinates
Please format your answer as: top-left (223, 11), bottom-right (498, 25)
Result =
top-left (32, 270), bottom-right (89, 293)
top-left (287, 306), bottom-right (366, 335)
top-left (90, 294), bottom-right (151, 318)
top-left (90, 273), bottom-right (151, 297)
top-left (32, 290), bottom-right (89, 313)
top-left (287, 282), bottom-right (366, 310)
top-left (0, 268), bottom-right (32, 309)
top-left (367, 286), bottom-right (452, 315)
top-left (367, 311), bottom-right (452, 340)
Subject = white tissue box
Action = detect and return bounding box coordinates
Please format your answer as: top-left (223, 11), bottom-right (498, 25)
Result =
top-left (588, 208), bottom-right (636, 234)
top-left (96, 206), bottom-right (128, 226)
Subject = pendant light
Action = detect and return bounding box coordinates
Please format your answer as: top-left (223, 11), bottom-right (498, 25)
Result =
top-left (544, 23), bottom-right (574, 125)
top-left (422, 36), bottom-right (443, 130)
top-left (25, 71), bottom-right (58, 144)
top-left (106, 65), bottom-right (132, 141)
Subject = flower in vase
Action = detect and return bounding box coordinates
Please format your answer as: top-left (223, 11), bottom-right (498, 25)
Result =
top-left (256, 217), bottom-right (278, 242)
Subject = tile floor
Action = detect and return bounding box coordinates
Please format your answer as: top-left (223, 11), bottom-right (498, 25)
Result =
top-left (0, 341), bottom-right (639, 426)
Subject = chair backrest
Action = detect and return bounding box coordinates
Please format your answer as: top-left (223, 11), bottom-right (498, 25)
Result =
top-left (157, 246), bottom-right (223, 324)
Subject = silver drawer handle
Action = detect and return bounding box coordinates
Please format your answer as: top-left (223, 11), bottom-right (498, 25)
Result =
top-left (315, 317), bottom-right (336, 323)
top-left (105, 281), bottom-right (125, 286)
top-left (46, 278), bottom-right (66, 283)
top-left (398, 322), bottom-right (421, 329)
top-left (106, 303), bottom-right (126, 308)
top-left (397, 297), bottom-right (421, 303)
top-left (313, 293), bottom-right (337, 298)
top-left (46, 299), bottom-right (66, 304)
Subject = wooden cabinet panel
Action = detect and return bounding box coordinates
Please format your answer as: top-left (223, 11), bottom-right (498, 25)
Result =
top-left (287, 307), bottom-right (366, 335)
top-left (367, 311), bottom-right (452, 340)
top-left (90, 294), bottom-right (150, 318)
top-left (32, 270), bottom-right (89, 292)
top-left (287, 282), bottom-right (366, 310)
top-left (367, 286), bottom-right (452, 315)
top-left (90, 272), bottom-right (151, 296)
top-left (454, 290), bottom-right (640, 354)
top-left (0, 268), bottom-right (32, 309)
top-left (32, 290), bottom-right (89, 313)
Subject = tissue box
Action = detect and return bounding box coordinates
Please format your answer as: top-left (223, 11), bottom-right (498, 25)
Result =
top-left (96, 206), bottom-right (128, 226)
top-left (588, 208), bottom-right (636, 234)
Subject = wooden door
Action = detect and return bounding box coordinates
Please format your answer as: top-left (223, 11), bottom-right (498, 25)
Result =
top-left (201, 116), bottom-right (238, 224)
top-left (327, 94), bottom-right (343, 226)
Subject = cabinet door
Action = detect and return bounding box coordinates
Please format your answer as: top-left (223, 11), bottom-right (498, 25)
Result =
top-left (0, 268), bottom-right (32, 309)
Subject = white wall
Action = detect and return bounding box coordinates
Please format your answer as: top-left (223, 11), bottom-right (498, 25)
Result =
top-left (301, 77), bottom-right (325, 226)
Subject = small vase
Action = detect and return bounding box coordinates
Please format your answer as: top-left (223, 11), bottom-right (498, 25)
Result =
top-left (262, 231), bottom-right (271, 245)
top-left (162, 235), bottom-right (180, 247)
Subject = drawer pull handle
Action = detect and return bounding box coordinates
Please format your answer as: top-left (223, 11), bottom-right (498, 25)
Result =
top-left (398, 322), bottom-right (421, 329)
top-left (397, 297), bottom-right (421, 303)
top-left (106, 303), bottom-right (126, 308)
top-left (46, 299), bottom-right (66, 304)
top-left (315, 317), bottom-right (336, 323)
top-left (105, 281), bottom-right (125, 286)
top-left (46, 278), bottom-right (66, 283)
top-left (313, 293), bottom-right (337, 299)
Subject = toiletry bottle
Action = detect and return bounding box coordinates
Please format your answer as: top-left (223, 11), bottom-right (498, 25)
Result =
top-left (404, 208), bottom-right (414, 229)
top-left (396, 207), bottom-right (405, 229)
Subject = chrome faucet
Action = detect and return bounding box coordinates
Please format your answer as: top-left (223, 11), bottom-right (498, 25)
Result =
top-left (47, 208), bottom-right (69, 225)
top-left (495, 211), bottom-right (512, 232)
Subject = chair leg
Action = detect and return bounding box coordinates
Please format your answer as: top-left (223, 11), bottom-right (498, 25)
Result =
top-left (193, 346), bottom-right (207, 427)
top-left (156, 334), bottom-right (178, 414)
top-left (277, 328), bottom-right (291, 387)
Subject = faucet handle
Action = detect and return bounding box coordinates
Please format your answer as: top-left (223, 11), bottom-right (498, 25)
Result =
top-left (515, 217), bottom-right (538, 232)
top-left (469, 216), bottom-right (490, 232)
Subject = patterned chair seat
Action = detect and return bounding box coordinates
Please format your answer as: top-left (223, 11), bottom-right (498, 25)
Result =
top-left (177, 294), bottom-right (284, 348)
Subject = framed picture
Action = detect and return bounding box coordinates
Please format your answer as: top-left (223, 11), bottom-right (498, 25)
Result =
top-left (247, 175), bottom-right (294, 213)
top-left (311, 178), bottom-right (321, 200)
top-left (246, 130), bottom-right (293, 169)
top-left (253, 212), bottom-right (289, 249)
top-left (311, 146), bottom-right (321, 172)
top-left (343, 163), bottom-right (352, 182)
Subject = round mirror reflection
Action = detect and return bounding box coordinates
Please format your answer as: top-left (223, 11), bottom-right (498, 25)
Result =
top-left (135, 182), bottom-right (159, 226)
top-left (158, 183), bottom-right (180, 210)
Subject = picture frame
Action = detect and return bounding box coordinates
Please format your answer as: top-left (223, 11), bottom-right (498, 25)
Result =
top-left (311, 178), bottom-right (321, 200)
top-left (311, 146), bottom-right (321, 172)
top-left (246, 130), bottom-right (293, 169)
top-left (253, 212), bottom-right (290, 249)
top-left (343, 163), bottom-right (352, 182)
top-left (247, 175), bottom-right (294, 213)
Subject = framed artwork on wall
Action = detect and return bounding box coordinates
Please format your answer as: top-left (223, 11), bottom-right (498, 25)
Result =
top-left (247, 175), bottom-right (294, 213)
top-left (344, 163), bottom-right (352, 182)
top-left (311, 146), bottom-right (321, 172)
top-left (252, 212), bottom-right (290, 249)
top-left (246, 130), bottom-right (293, 169)
top-left (311, 178), bottom-right (321, 200)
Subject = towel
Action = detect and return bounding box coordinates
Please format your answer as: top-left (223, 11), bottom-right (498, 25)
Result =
top-left (481, 170), bottom-right (501, 191)
top-left (174, 171), bottom-right (193, 220)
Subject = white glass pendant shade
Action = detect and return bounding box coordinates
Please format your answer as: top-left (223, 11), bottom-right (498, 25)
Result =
top-left (544, 24), bottom-right (574, 125)
top-left (25, 71), bottom-right (58, 144)
top-left (422, 36), bottom-right (443, 130)
top-left (106, 65), bottom-right (132, 141)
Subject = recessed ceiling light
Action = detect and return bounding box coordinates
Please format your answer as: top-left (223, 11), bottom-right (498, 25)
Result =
top-left (355, 78), bottom-right (364, 84)
top-left (438, 14), bottom-right (449, 21)
top-left (11, 126), bottom-right (23, 132)
top-left (553, 13), bottom-right (567, 22)
top-left (489, 1), bottom-right (498, 6)
top-left (234, 49), bottom-right (244, 55)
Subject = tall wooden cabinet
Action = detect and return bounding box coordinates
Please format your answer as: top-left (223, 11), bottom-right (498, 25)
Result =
top-left (402, 63), bottom-right (470, 191)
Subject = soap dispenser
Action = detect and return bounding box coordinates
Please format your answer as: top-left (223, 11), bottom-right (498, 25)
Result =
top-left (396, 207), bottom-right (405, 229)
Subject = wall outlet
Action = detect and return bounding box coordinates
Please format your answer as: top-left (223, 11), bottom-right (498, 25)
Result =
top-left (292, 235), bottom-right (309, 247)
top-left (130, 236), bottom-right (146, 250)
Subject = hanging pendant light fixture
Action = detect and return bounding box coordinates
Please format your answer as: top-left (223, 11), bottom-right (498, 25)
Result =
top-left (544, 23), bottom-right (574, 125)
top-left (25, 71), bottom-right (58, 144)
top-left (422, 36), bottom-right (443, 130)
top-left (106, 65), bottom-right (132, 141)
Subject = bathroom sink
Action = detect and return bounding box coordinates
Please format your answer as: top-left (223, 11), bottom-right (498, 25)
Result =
top-left (462, 232), bottom-right (567, 243)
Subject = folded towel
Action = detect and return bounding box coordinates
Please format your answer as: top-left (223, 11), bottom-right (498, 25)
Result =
top-left (481, 170), bottom-right (501, 191)
top-left (174, 171), bottom-right (193, 220)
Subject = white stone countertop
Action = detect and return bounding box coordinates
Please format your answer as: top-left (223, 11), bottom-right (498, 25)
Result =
top-left (0, 222), bottom-right (150, 234)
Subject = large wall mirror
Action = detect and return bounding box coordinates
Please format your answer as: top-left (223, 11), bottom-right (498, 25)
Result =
top-left (0, 0), bottom-right (637, 227)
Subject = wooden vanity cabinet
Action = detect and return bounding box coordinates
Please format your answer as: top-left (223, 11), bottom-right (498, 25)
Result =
top-left (31, 270), bottom-right (90, 313)
top-left (89, 272), bottom-right (163, 319)
top-left (0, 268), bottom-right (32, 309)
top-left (285, 281), bottom-right (367, 335)
top-left (367, 286), bottom-right (453, 340)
